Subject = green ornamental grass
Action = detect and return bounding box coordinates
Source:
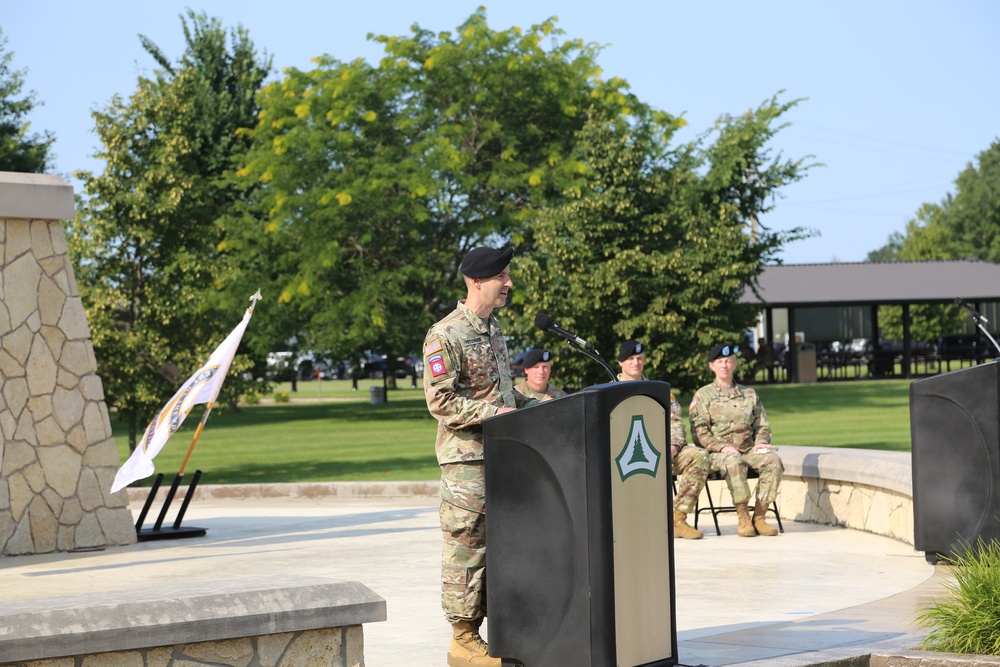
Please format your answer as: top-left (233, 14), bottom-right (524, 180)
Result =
top-left (917, 539), bottom-right (1000, 655)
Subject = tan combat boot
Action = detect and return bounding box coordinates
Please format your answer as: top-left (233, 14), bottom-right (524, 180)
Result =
top-left (734, 502), bottom-right (756, 537)
top-left (448, 620), bottom-right (501, 667)
top-left (753, 501), bottom-right (780, 536)
top-left (673, 510), bottom-right (703, 539)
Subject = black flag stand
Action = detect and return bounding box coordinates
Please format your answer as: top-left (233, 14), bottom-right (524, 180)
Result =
top-left (134, 470), bottom-right (207, 542)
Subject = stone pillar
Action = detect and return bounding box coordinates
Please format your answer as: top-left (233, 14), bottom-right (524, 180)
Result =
top-left (0, 171), bottom-right (135, 555)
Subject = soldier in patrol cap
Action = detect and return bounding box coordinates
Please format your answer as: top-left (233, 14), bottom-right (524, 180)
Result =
top-left (423, 246), bottom-right (536, 666)
top-left (515, 348), bottom-right (567, 402)
top-left (616, 339), bottom-right (709, 539)
top-left (689, 342), bottom-right (783, 537)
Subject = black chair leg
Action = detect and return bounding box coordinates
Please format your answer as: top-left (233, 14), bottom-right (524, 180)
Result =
top-left (697, 476), bottom-right (722, 536)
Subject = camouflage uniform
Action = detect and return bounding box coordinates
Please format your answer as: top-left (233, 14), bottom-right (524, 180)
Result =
top-left (688, 382), bottom-right (783, 505)
top-left (668, 394), bottom-right (710, 514)
top-left (424, 300), bottom-right (535, 624)
top-left (514, 380), bottom-right (567, 402)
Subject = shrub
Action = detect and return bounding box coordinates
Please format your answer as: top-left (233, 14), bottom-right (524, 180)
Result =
top-left (917, 539), bottom-right (1000, 654)
top-left (242, 392), bottom-right (261, 405)
top-left (273, 391), bottom-right (290, 403)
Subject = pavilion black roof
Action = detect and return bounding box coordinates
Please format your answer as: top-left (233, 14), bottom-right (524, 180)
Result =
top-left (741, 260), bottom-right (1000, 308)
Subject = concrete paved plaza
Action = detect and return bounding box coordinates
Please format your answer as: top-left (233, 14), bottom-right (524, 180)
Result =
top-left (0, 490), bottom-right (944, 666)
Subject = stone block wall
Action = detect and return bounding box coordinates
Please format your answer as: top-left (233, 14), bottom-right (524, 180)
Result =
top-left (696, 446), bottom-right (915, 545)
top-left (0, 626), bottom-right (366, 667)
top-left (779, 476), bottom-right (913, 545)
top-left (0, 172), bottom-right (136, 555)
top-left (0, 576), bottom-right (384, 667)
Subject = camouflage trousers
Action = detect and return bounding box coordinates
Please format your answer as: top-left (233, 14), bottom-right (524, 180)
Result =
top-left (673, 445), bottom-right (710, 514)
top-left (439, 462), bottom-right (487, 624)
top-left (708, 450), bottom-right (784, 506)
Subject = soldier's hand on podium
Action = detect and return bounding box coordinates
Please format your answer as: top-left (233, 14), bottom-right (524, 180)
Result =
top-left (496, 407), bottom-right (516, 415)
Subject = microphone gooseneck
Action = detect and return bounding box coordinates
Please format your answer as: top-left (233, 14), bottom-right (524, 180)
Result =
top-left (955, 297), bottom-right (988, 324)
top-left (954, 297), bottom-right (1000, 357)
top-left (534, 312), bottom-right (618, 382)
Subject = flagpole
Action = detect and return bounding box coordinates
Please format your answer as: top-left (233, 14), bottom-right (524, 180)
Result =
top-left (175, 289), bottom-right (262, 476)
top-left (177, 403), bottom-right (213, 476)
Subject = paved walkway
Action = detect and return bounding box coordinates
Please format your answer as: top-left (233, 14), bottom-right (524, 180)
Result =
top-left (0, 491), bottom-right (943, 666)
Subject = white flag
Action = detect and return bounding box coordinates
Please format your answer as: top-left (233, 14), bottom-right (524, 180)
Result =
top-left (110, 292), bottom-right (261, 493)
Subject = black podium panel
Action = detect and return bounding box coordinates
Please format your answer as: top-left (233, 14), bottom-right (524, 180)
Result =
top-left (911, 363), bottom-right (1000, 560)
top-left (484, 381), bottom-right (677, 667)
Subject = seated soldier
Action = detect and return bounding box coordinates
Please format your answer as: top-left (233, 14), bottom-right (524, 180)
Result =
top-left (689, 342), bottom-right (783, 538)
top-left (617, 339), bottom-right (709, 539)
top-left (514, 348), bottom-right (566, 402)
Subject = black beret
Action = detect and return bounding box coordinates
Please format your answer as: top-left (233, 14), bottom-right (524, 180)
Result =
top-left (709, 343), bottom-right (739, 362)
top-left (460, 246), bottom-right (514, 279)
top-left (618, 340), bottom-right (644, 362)
top-left (522, 349), bottom-right (551, 369)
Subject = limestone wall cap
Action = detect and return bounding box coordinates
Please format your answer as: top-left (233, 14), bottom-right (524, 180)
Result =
top-left (0, 171), bottom-right (75, 221)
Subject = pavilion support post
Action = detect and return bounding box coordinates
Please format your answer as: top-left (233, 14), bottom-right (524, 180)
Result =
top-left (787, 308), bottom-right (797, 384)
top-left (765, 308), bottom-right (776, 382)
top-left (902, 303), bottom-right (912, 378)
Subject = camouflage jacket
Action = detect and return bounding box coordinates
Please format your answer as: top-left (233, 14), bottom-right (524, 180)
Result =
top-left (514, 381), bottom-right (567, 402)
top-left (618, 374), bottom-right (687, 449)
top-left (423, 301), bottom-right (535, 464)
top-left (688, 382), bottom-right (771, 453)
top-left (668, 393), bottom-right (688, 451)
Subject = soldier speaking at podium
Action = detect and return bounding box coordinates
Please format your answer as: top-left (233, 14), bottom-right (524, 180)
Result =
top-left (423, 246), bottom-right (536, 667)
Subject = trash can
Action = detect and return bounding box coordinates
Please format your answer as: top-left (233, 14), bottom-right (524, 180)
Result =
top-left (369, 386), bottom-right (385, 404)
top-left (794, 343), bottom-right (817, 383)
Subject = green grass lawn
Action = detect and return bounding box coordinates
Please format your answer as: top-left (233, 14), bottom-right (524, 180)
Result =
top-left (745, 379), bottom-right (913, 450)
top-left (113, 377), bottom-right (916, 486)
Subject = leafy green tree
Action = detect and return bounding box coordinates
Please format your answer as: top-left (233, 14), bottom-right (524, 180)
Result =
top-left (0, 27), bottom-right (54, 172)
top-left (512, 98), bottom-right (812, 392)
top-left (867, 142), bottom-right (1000, 342)
top-left (865, 231), bottom-right (904, 262)
top-left (222, 8), bottom-right (667, 369)
top-left (947, 141), bottom-right (1000, 262)
top-left (66, 11), bottom-right (271, 448)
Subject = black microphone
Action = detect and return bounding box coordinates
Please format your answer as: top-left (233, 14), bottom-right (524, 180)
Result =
top-left (955, 297), bottom-right (988, 324)
top-left (535, 313), bottom-right (594, 349)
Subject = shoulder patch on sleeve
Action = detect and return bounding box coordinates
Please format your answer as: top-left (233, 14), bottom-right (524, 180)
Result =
top-left (689, 398), bottom-right (697, 410)
top-left (424, 339), bottom-right (443, 356)
top-left (428, 353), bottom-right (449, 378)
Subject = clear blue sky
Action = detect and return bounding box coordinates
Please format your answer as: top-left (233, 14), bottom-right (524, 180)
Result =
top-left (4, 1), bottom-right (998, 264)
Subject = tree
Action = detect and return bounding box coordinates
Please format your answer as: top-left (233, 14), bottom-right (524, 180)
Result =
top-left (512, 97), bottom-right (812, 392)
top-left (946, 140), bottom-right (1000, 263)
top-left (66, 11), bottom-right (272, 448)
top-left (866, 141), bottom-right (1000, 342)
top-left (0, 27), bottom-right (54, 172)
top-left (221, 8), bottom-right (669, 369)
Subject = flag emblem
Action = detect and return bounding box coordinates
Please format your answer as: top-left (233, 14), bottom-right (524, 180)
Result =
top-left (428, 353), bottom-right (447, 377)
top-left (615, 415), bottom-right (661, 481)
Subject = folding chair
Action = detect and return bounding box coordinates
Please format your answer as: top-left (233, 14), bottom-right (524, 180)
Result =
top-left (693, 469), bottom-right (783, 536)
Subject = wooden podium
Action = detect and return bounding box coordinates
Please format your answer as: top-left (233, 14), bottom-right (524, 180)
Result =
top-left (483, 380), bottom-right (678, 667)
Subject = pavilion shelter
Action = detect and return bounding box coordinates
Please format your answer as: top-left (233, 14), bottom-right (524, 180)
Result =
top-left (740, 260), bottom-right (1000, 383)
